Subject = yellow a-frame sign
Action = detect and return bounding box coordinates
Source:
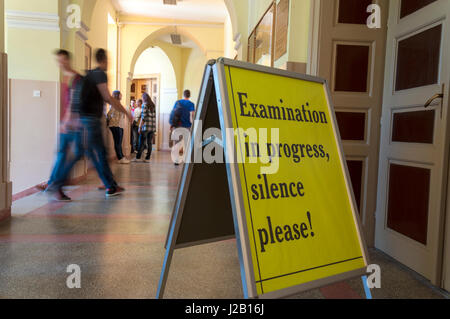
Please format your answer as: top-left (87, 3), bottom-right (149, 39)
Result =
top-left (157, 59), bottom-right (370, 299)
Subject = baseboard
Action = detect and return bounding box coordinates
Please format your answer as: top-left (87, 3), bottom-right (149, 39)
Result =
top-left (12, 186), bottom-right (41, 202)
top-left (12, 172), bottom-right (88, 202)
top-left (11, 156), bottom-right (118, 202)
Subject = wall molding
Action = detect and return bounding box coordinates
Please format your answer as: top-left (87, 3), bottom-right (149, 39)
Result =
top-left (5, 10), bottom-right (60, 32)
top-left (162, 88), bottom-right (178, 95)
top-left (120, 21), bottom-right (224, 29)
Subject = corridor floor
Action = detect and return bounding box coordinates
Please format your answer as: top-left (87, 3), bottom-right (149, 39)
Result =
top-left (0, 152), bottom-right (447, 299)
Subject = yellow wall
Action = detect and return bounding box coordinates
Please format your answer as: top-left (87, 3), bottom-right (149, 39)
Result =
top-left (5, 0), bottom-right (60, 81)
top-left (6, 28), bottom-right (60, 81)
top-left (248, 0), bottom-right (273, 32)
top-left (5, 0), bottom-right (61, 193)
top-left (5, 0), bottom-right (58, 13)
top-left (119, 19), bottom-right (224, 105)
top-left (227, 0), bottom-right (249, 60)
top-left (108, 18), bottom-right (118, 91)
top-left (288, 0), bottom-right (311, 64)
top-left (0, 0), bottom-right (4, 52)
top-left (246, 0), bottom-right (311, 67)
top-left (183, 46), bottom-right (207, 103)
top-left (87, 0), bottom-right (117, 61)
top-left (224, 14), bottom-right (236, 58)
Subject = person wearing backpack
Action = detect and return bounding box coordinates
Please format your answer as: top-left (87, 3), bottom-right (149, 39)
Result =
top-left (169, 90), bottom-right (195, 165)
top-left (79, 49), bottom-right (133, 198)
top-left (36, 49), bottom-right (84, 201)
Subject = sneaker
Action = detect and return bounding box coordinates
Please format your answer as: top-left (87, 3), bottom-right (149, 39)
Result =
top-left (144, 159), bottom-right (151, 163)
top-left (53, 189), bottom-right (72, 202)
top-left (119, 158), bottom-right (131, 164)
top-left (132, 158), bottom-right (142, 163)
top-left (106, 186), bottom-right (125, 198)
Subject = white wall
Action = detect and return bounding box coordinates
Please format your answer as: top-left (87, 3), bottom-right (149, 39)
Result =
top-left (10, 79), bottom-right (58, 193)
top-left (134, 47), bottom-right (178, 113)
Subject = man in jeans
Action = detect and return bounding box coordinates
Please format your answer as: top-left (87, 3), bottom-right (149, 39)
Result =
top-left (37, 50), bottom-right (84, 201)
top-left (80, 49), bottom-right (132, 198)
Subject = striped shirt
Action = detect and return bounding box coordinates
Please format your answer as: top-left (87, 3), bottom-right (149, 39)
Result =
top-left (141, 103), bottom-right (156, 133)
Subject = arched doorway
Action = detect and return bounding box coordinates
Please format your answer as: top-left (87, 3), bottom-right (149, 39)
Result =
top-left (127, 27), bottom-right (208, 151)
top-left (132, 46), bottom-right (177, 151)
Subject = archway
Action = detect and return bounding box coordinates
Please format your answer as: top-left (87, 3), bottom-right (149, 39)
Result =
top-left (128, 28), bottom-right (208, 150)
top-left (127, 26), bottom-right (208, 101)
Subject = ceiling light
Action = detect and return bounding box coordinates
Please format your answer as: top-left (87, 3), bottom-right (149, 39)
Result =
top-left (170, 34), bottom-right (182, 45)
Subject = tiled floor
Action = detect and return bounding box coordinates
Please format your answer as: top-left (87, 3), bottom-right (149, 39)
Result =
top-left (0, 152), bottom-right (448, 299)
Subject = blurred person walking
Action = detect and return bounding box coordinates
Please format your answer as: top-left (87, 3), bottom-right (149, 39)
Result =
top-left (37, 49), bottom-right (84, 202)
top-left (79, 48), bottom-right (132, 198)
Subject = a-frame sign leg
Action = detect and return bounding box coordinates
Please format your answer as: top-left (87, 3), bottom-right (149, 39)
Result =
top-left (156, 222), bottom-right (177, 299)
top-left (362, 276), bottom-right (372, 299)
top-left (157, 61), bottom-right (235, 299)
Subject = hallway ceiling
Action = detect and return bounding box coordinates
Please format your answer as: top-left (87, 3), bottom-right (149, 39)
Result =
top-left (112, 0), bottom-right (228, 23)
top-left (157, 33), bottom-right (197, 49)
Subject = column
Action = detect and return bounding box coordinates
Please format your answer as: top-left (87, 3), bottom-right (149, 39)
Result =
top-left (0, 0), bottom-right (12, 222)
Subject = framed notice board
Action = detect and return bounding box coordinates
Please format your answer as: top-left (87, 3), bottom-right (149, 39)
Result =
top-left (158, 58), bottom-right (370, 299)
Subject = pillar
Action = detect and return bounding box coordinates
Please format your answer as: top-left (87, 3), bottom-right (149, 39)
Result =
top-left (0, 0), bottom-right (12, 223)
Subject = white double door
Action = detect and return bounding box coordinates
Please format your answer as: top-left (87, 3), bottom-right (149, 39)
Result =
top-left (375, 0), bottom-right (450, 290)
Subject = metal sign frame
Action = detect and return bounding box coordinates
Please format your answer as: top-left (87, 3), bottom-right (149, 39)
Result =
top-left (157, 58), bottom-right (370, 299)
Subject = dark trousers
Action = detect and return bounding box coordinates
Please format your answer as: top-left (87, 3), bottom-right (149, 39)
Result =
top-left (131, 124), bottom-right (139, 153)
top-left (137, 131), bottom-right (154, 160)
top-left (109, 127), bottom-right (124, 160)
top-left (82, 117), bottom-right (117, 189)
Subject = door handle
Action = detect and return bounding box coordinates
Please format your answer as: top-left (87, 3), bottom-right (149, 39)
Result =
top-left (424, 93), bottom-right (444, 108)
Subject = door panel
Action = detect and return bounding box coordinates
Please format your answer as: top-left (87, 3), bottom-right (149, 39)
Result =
top-left (315, 0), bottom-right (388, 245)
top-left (375, 0), bottom-right (450, 285)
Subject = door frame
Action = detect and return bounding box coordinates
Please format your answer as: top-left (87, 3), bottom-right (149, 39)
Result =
top-left (132, 73), bottom-right (161, 151)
